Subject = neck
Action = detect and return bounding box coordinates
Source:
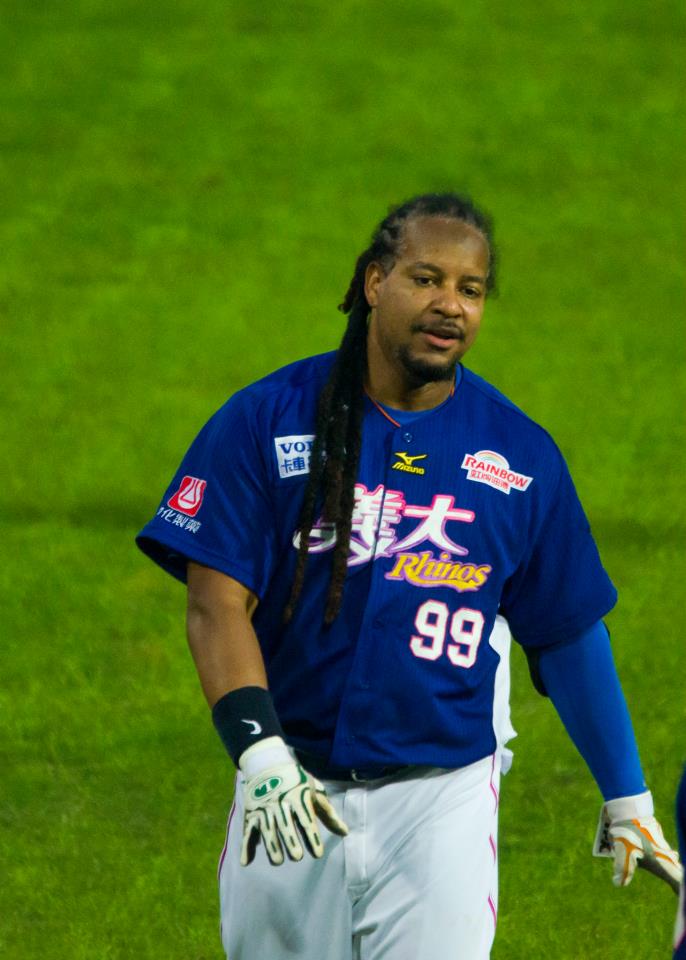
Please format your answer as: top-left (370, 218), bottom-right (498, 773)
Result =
top-left (365, 365), bottom-right (454, 411)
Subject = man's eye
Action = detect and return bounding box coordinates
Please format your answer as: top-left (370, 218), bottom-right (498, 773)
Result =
top-left (463, 287), bottom-right (481, 298)
top-left (414, 276), bottom-right (436, 286)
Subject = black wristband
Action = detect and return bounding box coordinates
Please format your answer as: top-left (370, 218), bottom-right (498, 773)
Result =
top-left (211, 686), bottom-right (285, 765)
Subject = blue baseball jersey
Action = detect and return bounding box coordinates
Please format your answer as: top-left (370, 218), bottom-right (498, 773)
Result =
top-left (137, 352), bottom-right (616, 769)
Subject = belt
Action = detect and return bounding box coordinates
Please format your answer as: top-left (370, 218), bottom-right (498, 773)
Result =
top-left (295, 751), bottom-right (411, 783)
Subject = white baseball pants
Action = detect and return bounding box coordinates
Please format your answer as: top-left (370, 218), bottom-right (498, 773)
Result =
top-left (218, 753), bottom-right (502, 960)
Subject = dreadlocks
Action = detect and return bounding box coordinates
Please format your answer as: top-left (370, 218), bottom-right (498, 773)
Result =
top-left (284, 192), bottom-right (497, 625)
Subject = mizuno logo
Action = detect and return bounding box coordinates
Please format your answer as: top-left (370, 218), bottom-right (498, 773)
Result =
top-left (392, 451), bottom-right (428, 475)
top-left (396, 452), bottom-right (427, 466)
top-left (241, 719), bottom-right (263, 735)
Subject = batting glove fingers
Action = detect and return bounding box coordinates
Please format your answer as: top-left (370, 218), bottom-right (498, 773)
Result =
top-left (609, 819), bottom-right (682, 892)
top-left (240, 762), bottom-right (312, 866)
top-left (242, 806), bottom-right (286, 866)
top-left (593, 792), bottom-right (682, 893)
top-left (239, 739), bottom-right (349, 867)
top-left (287, 780), bottom-right (326, 859)
top-left (310, 777), bottom-right (350, 839)
top-left (243, 797), bottom-right (310, 866)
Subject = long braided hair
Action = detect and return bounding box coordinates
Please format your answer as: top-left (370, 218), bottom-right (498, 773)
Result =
top-left (284, 192), bottom-right (497, 625)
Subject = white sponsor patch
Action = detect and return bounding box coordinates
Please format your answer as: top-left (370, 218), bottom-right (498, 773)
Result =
top-left (274, 434), bottom-right (315, 479)
top-left (461, 450), bottom-right (533, 495)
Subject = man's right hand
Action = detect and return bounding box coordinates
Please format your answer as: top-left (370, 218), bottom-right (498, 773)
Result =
top-left (239, 738), bottom-right (349, 866)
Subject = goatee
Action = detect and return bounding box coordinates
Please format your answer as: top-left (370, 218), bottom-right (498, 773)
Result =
top-left (396, 346), bottom-right (458, 387)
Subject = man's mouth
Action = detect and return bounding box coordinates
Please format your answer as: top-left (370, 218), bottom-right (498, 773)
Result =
top-left (418, 327), bottom-right (463, 350)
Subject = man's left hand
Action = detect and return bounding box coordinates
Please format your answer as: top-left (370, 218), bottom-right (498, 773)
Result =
top-left (593, 793), bottom-right (682, 892)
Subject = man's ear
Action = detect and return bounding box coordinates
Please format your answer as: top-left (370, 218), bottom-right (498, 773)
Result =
top-left (364, 262), bottom-right (385, 308)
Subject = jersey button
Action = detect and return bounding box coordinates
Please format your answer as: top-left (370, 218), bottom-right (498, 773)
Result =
top-left (402, 431), bottom-right (413, 443)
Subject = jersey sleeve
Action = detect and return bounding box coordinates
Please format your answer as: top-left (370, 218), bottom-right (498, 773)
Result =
top-left (135, 391), bottom-right (278, 597)
top-left (499, 455), bottom-right (617, 647)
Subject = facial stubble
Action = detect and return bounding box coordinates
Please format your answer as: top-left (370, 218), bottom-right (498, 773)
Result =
top-left (395, 344), bottom-right (459, 387)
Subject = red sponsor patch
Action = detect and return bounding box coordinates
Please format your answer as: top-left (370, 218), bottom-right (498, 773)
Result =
top-left (167, 476), bottom-right (207, 517)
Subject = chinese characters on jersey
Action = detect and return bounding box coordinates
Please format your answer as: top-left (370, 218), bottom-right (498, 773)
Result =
top-left (294, 484), bottom-right (491, 594)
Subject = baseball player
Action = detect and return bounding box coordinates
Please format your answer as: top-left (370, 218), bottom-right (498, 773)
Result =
top-left (675, 766), bottom-right (686, 958)
top-left (137, 193), bottom-right (681, 959)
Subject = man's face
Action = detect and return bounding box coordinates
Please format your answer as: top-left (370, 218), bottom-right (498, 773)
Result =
top-left (365, 216), bottom-right (490, 387)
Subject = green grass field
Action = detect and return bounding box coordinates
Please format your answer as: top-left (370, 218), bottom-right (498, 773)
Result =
top-left (2, 1), bottom-right (684, 957)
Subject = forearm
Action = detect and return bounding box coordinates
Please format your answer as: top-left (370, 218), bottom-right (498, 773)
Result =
top-left (186, 561), bottom-right (268, 707)
top-left (537, 621), bottom-right (646, 801)
top-left (185, 569), bottom-right (348, 865)
top-left (185, 561), bottom-right (287, 768)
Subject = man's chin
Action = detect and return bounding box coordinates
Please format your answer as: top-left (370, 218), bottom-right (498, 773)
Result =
top-left (399, 349), bottom-right (458, 386)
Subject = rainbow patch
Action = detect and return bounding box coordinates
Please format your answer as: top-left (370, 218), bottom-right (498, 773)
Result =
top-left (461, 450), bottom-right (533, 495)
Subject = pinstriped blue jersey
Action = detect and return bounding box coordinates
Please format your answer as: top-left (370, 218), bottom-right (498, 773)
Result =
top-left (137, 352), bottom-right (616, 768)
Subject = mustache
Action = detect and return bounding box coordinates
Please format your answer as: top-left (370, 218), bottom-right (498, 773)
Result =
top-left (411, 322), bottom-right (465, 340)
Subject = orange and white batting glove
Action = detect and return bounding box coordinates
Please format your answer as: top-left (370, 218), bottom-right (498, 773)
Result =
top-left (238, 736), bottom-right (349, 867)
top-left (593, 791), bottom-right (682, 892)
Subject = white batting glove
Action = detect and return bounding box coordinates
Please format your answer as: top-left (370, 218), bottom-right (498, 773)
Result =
top-left (238, 736), bottom-right (349, 866)
top-left (592, 791), bottom-right (683, 893)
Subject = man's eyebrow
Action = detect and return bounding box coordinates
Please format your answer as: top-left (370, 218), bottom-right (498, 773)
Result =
top-left (407, 261), bottom-right (442, 272)
top-left (407, 261), bottom-right (486, 283)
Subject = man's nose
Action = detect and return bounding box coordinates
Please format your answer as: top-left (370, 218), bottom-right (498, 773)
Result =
top-left (432, 287), bottom-right (463, 317)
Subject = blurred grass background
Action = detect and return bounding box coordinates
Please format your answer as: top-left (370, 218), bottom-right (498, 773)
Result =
top-left (1, 0), bottom-right (684, 957)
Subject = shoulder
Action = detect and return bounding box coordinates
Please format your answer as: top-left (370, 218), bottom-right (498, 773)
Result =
top-left (462, 368), bottom-right (562, 454)
top-left (241, 351), bottom-right (336, 398)
top-left (458, 368), bottom-right (569, 489)
top-left (462, 367), bottom-right (542, 426)
top-left (179, 353), bottom-right (333, 482)
top-left (213, 351), bottom-right (335, 425)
